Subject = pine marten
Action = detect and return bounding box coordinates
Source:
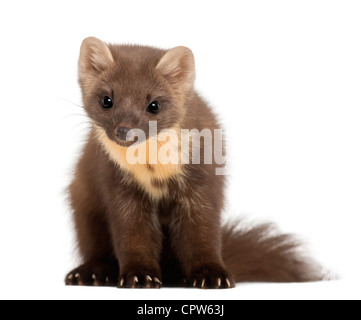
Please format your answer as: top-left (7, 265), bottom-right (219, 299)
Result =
top-left (65, 37), bottom-right (322, 289)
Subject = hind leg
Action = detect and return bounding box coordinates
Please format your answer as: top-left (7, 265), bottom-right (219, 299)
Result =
top-left (65, 260), bottom-right (118, 286)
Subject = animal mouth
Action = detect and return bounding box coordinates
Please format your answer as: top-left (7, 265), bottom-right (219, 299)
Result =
top-left (113, 139), bottom-right (136, 148)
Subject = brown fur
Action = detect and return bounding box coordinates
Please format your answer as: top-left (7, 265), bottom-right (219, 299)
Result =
top-left (222, 222), bottom-right (322, 282)
top-left (65, 37), bottom-right (323, 289)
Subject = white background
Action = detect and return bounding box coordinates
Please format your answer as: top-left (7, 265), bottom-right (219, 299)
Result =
top-left (0, 0), bottom-right (360, 300)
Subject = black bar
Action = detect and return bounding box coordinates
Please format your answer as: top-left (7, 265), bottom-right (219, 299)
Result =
top-left (128, 301), bottom-right (235, 319)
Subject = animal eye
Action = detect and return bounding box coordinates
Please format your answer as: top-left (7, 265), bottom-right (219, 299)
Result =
top-left (102, 96), bottom-right (113, 109)
top-left (146, 101), bottom-right (161, 114)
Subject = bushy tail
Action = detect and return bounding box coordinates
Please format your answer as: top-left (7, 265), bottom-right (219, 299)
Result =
top-left (222, 221), bottom-right (324, 283)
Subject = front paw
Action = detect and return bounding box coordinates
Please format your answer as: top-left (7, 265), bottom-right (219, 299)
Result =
top-left (118, 268), bottom-right (162, 289)
top-left (188, 264), bottom-right (235, 289)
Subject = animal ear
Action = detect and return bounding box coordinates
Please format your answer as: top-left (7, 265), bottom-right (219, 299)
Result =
top-left (78, 37), bottom-right (114, 82)
top-left (156, 46), bottom-right (195, 94)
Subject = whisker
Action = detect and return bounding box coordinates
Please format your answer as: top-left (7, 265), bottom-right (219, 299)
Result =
top-left (62, 113), bottom-right (88, 120)
top-left (70, 121), bottom-right (92, 136)
top-left (57, 97), bottom-right (84, 109)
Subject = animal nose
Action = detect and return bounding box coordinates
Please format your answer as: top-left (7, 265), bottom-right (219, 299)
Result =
top-left (114, 126), bottom-right (132, 141)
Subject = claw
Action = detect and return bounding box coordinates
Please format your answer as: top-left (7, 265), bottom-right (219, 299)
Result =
top-left (201, 279), bottom-right (206, 288)
top-left (119, 278), bottom-right (125, 287)
top-left (92, 274), bottom-right (96, 281)
top-left (193, 279), bottom-right (197, 287)
top-left (134, 276), bottom-right (139, 284)
top-left (75, 273), bottom-right (80, 279)
top-left (105, 277), bottom-right (109, 283)
top-left (146, 276), bottom-right (153, 282)
top-left (68, 274), bottom-right (73, 280)
top-left (217, 278), bottom-right (222, 288)
top-left (225, 278), bottom-right (231, 288)
top-left (154, 277), bottom-right (162, 285)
